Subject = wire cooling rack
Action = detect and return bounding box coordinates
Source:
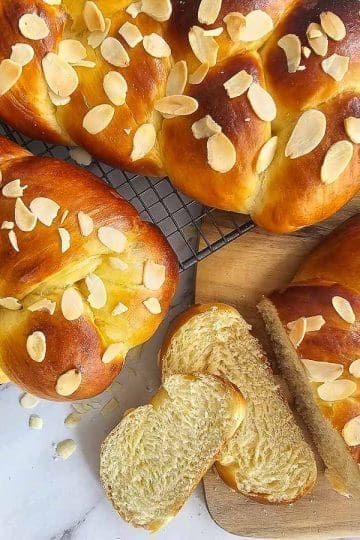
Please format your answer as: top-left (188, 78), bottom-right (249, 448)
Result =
top-left (0, 122), bottom-right (255, 271)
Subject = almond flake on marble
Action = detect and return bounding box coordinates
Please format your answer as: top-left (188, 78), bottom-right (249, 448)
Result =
top-left (64, 412), bottom-right (82, 428)
top-left (56, 439), bottom-right (77, 459)
top-left (100, 397), bottom-right (119, 415)
top-left (19, 392), bottom-right (39, 409)
top-left (29, 415), bottom-right (43, 430)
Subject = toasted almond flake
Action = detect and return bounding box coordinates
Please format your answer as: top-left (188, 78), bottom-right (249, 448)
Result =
top-left (58, 227), bottom-right (70, 253)
top-left (72, 403), bottom-right (92, 414)
top-left (101, 37), bottom-right (130, 67)
top-left (189, 63), bottom-right (209, 84)
top-left (189, 26), bottom-right (218, 67)
top-left (285, 109), bottom-right (326, 159)
top-left (58, 39), bottom-right (87, 64)
top-left (28, 298), bottom-right (56, 315)
top-left (256, 136), bottom-right (278, 174)
top-left (198, 0), bottom-right (222, 25)
top-left (43, 0), bottom-right (61, 4)
top-left (141, 0), bottom-right (172, 21)
top-left (83, 104), bottom-right (115, 134)
top-left (61, 287), bottom-right (84, 321)
top-left (87, 17), bottom-right (111, 48)
top-left (278, 34), bottom-right (301, 73)
top-left (109, 257), bottom-right (128, 271)
top-left (224, 70), bottom-right (253, 99)
top-left (42, 53), bottom-right (79, 97)
top-left (349, 359), bottom-right (360, 378)
top-left (83, 1), bottom-right (105, 32)
top-left (203, 27), bottom-right (223, 37)
top-left (124, 128), bottom-right (131, 134)
top-left (318, 379), bottom-right (356, 401)
top-left (2, 179), bottom-right (26, 198)
top-left (0, 59), bottom-right (22, 96)
top-left (49, 89), bottom-right (70, 106)
top-left (143, 260), bottom-right (166, 290)
top-left (302, 46), bottom-right (311, 58)
top-left (56, 369), bottom-right (82, 396)
top-left (166, 61), bottom-right (188, 96)
top-left (77, 211), bottom-right (93, 236)
top-left (321, 140), bottom-right (353, 184)
top-left (26, 331), bottom-right (46, 362)
top-left (238, 10), bottom-right (273, 42)
top-left (306, 315), bottom-right (326, 331)
top-left (143, 297), bottom-right (161, 314)
top-left (297, 65), bottom-right (306, 72)
top-left (1, 221), bottom-right (14, 230)
top-left (207, 132), bottom-right (236, 173)
top-left (73, 60), bottom-right (97, 69)
top-left (119, 21), bottom-right (143, 48)
top-left (10, 43), bottom-right (34, 66)
top-left (247, 83), bottom-right (276, 122)
top-left (332, 295), bottom-right (356, 324)
top-left (60, 210), bottom-right (69, 224)
top-left (111, 302), bottom-right (128, 316)
top-left (64, 412), bottom-right (81, 428)
top-left (154, 95), bottom-right (198, 117)
top-left (103, 71), bottom-right (128, 106)
top-left (102, 342), bottom-right (126, 363)
top-left (56, 439), bottom-right (77, 459)
top-left (307, 22), bottom-right (328, 56)
top-left (98, 226), bottom-right (127, 253)
top-left (18, 13), bottom-right (49, 40)
top-left (321, 53), bottom-right (349, 81)
top-left (15, 198), bottom-right (37, 232)
top-left (343, 416), bottom-right (360, 446)
top-left (289, 317), bottom-right (306, 347)
top-left (344, 117), bottom-right (360, 144)
top-left (192, 115), bottom-right (221, 139)
top-left (101, 397), bottom-right (119, 416)
top-left (143, 33), bottom-right (171, 58)
top-left (320, 11), bottom-right (346, 41)
top-left (29, 415), bottom-right (43, 430)
top-left (126, 1), bottom-right (142, 18)
top-left (8, 230), bottom-right (19, 252)
top-left (19, 392), bottom-right (39, 409)
top-left (223, 12), bottom-right (246, 42)
top-left (85, 273), bottom-right (107, 308)
top-left (301, 359), bottom-right (343, 382)
top-left (29, 197), bottom-right (60, 226)
top-left (0, 297), bottom-right (22, 310)
top-left (130, 123), bottom-right (156, 161)
top-left (69, 147), bottom-right (92, 166)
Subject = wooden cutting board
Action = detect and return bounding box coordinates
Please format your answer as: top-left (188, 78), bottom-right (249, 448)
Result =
top-left (196, 198), bottom-right (360, 539)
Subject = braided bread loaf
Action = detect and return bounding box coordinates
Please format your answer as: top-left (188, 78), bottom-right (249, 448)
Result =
top-left (0, 0), bottom-right (359, 232)
top-left (0, 136), bottom-right (178, 400)
top-left (259, 214), bottom-right (360, 498)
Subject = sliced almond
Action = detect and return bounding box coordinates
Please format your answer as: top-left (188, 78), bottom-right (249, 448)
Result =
top-left (109, 257), bottom-right (128, 271)
top-left (87, 17), bottom-right (111, 48)
top-left (85, 273), bottom-right (107, 308)
top-left (166, 61), bottom-right (188, 96)
top-left (1, 221), bottom-right (14, 230)
top-left (118, 21), bottom-right (143, 48)
top-left (301, 359), bottom-right (343, 382)
top-left (306, 315), bottom-right (326, 331)
top-left (154, 95), bottom-right (198, 117)
top-left (98, 226), bottom-right (127, 253)
top-left (10, 43), bottom-right (34, 66)
top-left (61, 287), bottom-right (84, 321)
top-left (101, 397), bottom-right (119, 416)
top-left (42, 53), bottom-right (79, 97)
top-left (202, 28), bottom-right (223, 38)
top-left (0, 59), bottom-right (22, 96)
top-left (332, 295), bottom-right (356, 324)
top-left (74, 59), bottom-right (96, 68)
top-left (15, 198), bottom-right (37, 232)
top-left (189, 26), bottom-right (218, 67)
top-left (189, 63), bottom-right (209, 85)
top-left (143, 260), bottom-right (165, 290)
top-left (58, 39), bottom-right (87, 64)
top-left (321, 140), bottom-right (353, 184)
top-left (285, 109), bottom-right (326, 159)
top-left (238, 10), bottom-right (273, 42)
top-left (302, 46), bottom-right (311, 58)
top-left (43, 0), bottom-right (62, 4)
top-left (26, 331), bottom-right (46, 362)
top-left (83, 104), bottom-right (115, 134)
top-left (83, 1), bottom-right (105, 32)
top-left (77, 211), bottom-right (94, 237)
top-left (289, 316), bottom-right (306, 347)
top-left (198, 0), bottom-right (222, 25)
top-left (101, 37), bottom-right (130, 67)
top-left (343, 416), bottom-right (360, 446)
top-left (141, 0), bottom-right (172, 22)
top-left (143, 33), bottom-right (171, 58)
top-left (102, 342), bottom-right (126, 363)
top-left (223, 12), bottom-right (246, 42)
top-left (278, 34), bottom-right (301, 73)
top-left (247, 83), bottom-right (276, 122)
top-left (192, 115), bottom-right (221, 139)
top-left (130, 123), bottom-right (156, 161)
top-left (56, 439), bottom-right (77, 459)
top-left (18, 13), bottom-right (49, 40)
top-left (60, 210), bottom-right (69, 224)
top-left (64, 412), bottom-right (81, 428)
top-left (49, 90), bottom-right (70, 106)
top-left (8, 230), bottom-right (19, 252)
top-left (19, 392), bottom-right (39, 409)
top-left (321, 53), bottom-right (349, 81)
top-left (28, 298), bottom-right (56, 315)
top-left (72, 403), bottom-right (92, 414)
top-left (56, 369), bottom-right (82, 396)
top-left (58, 227), bottom-right (71, 253)
top-left (256, 136), bottom-right (278, 174)
top-left (0, 297), bottom-right (22, 310)
top-left (126, 1), bottom-right (142, 18)
top-left (143, 297), bottom-right (161, 314)
top-left (29, 415), bottom-right (43, 430)
top-left (320, 11), bottom-right (346, 42)
top-left (344, 117), bottom-right (360, 144)
top-left (224, 70), bottom-right (253, 99)
top-left (349, 359), bottom-right (360, 378)
top-left (111, 302), bottom-right (128, 316)
top-left (307, 22), bottom-right (328, 57)
top-left (207, 132), bottom-right (236, 173)
top-left (29, 197), bottom-right (60, 226)
top-left (103, 71), bottom-right (128, 106)
top-left (318, 379), bottom-right (356, 401)
top-left (2, 179), bottom-right (26, 198)
top-left (69, 147), bottom-right (92, 166)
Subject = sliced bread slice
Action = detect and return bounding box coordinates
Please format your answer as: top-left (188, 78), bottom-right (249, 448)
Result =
top-left (160, 304), bottom-right (317, 503)
top-left (100, 373), bottom-right (245, 531)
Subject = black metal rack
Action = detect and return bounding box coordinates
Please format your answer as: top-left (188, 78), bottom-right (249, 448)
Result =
top-left (0, 122), bottom-right (255, 271)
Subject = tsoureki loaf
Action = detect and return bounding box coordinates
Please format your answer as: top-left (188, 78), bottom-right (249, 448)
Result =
top-left (0, 1), bottom-right (359, 232)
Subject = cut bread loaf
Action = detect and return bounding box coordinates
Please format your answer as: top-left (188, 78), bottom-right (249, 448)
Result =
top-left (160, 304), bottom-right (317, 504)
top-left (100, 373), bottom-right (245, 531)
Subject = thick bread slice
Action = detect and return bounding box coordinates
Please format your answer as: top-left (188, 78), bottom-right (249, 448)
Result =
top-left (100, 373), bottom-right (245, 531)
top-left (160, 304), bottom-right (317, 504)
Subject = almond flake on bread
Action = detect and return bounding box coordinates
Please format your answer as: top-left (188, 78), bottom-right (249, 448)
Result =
top-left (256, 136), bottom-right (278, 174)
top-left (126, 1), bottom-right (142, 19)
top-left (320, 11), bottom-right (346, 42)
top-left (18, 13), bottom-right (50, 40)
top-left (85, 273), bottom-right (107, 309)
top-left (118, 22), bottom-right (143, 48)
top-left (29, 197), bottom-right (60, 226)
top-left (321, 141), bottom-right (353, 185)
top-left (277, 34), bottom-right (301, 73)
top-left (154, 95), bottom-right (198, 117)
top-left (98, 226), bottom-right (127, 253)
top-left (349, 360), bottom-right (360, 378)
top-left (288, 316), bottom-right (306, 347)
top-left (189, 26), bottom-right (218, 67)
top-left (77, 211), bottom-right (94, 236)
top-left (345, 117), bottom-right (360, 144)
top-left (83, 1), bottom-right (106, 32)
top-left (321, 53), bottom-right (349, 82)
top-left (223, 12), bottom-right (246, 42)
top-left (301, 359), bottom-right (343, 382)
top-left (143, 260), bottom-right (165, 290)
top-left (83, 104), bottom-right (115, 134)
top-left (101, 37), bottom-right (130, 67)
top-left (130, 123), bottom-right (156, 161)
top-left (61, 287), bottom-right (84, 320)
top-left (331, 295), bottom-right (356, 324)
top-left (192, 115), bottom-right (221, 139)
top-left (2, 179), bottom-right (26, 198)
top-left (1, 221), bottom-right (14, 230)
top-left (8, 230), bottom-right (19, 252)
top-left (58, 227), bottom-right (71, 253)
top-left (15, 198), bottom-right (37, 232)
top-left (0, 60), bottom-right (22, 96)
top-left (166, 61), bottom-right (188, 96)
top-left (102, 343), bottom-right (126, 363)
top-left (87, 18), bottom-right (111, 48)
top-left (0, 297), bottom-right (22, 310)
top-left (285, 109), bottom-right (326, 159)
top-left (207, 132), bottom-right (236, 173)
top-left (55, 369), bottom-right (82, 396)
top-left (307, 22), bottom-right (328, 56)
top-left (141, 0), bottom-right (172, 22)
top-left (143, 297), bottom-right (161, 314)
top-left (26, 331), bottom-right (46, 362)
top-left (10, 43), bottom-right (34, 66)
top-left (42, 53), bottom-right (79, 97)
top-left (343, 416), bottom-right (360, 447)
top-left (317, 380), bottom-right (356, 402)
top-left (198, 0), bottom-right (222, 26)
top-left (58, 39), bottom-right (87, 64)
top-left (103, 71), bottom-right (128, 106)
top-left (224, 70), bottom-right (253, 98)
top-left (28, 298), bottom-right (56, 315)
top-left (238, 10), bottom-right (273, 42)
top-left (247, 83), bottom-right (276, 121)
top-left (189, 63), bottom-right (209, 85)
top-left (143, 33), bottom-right (171, 58)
